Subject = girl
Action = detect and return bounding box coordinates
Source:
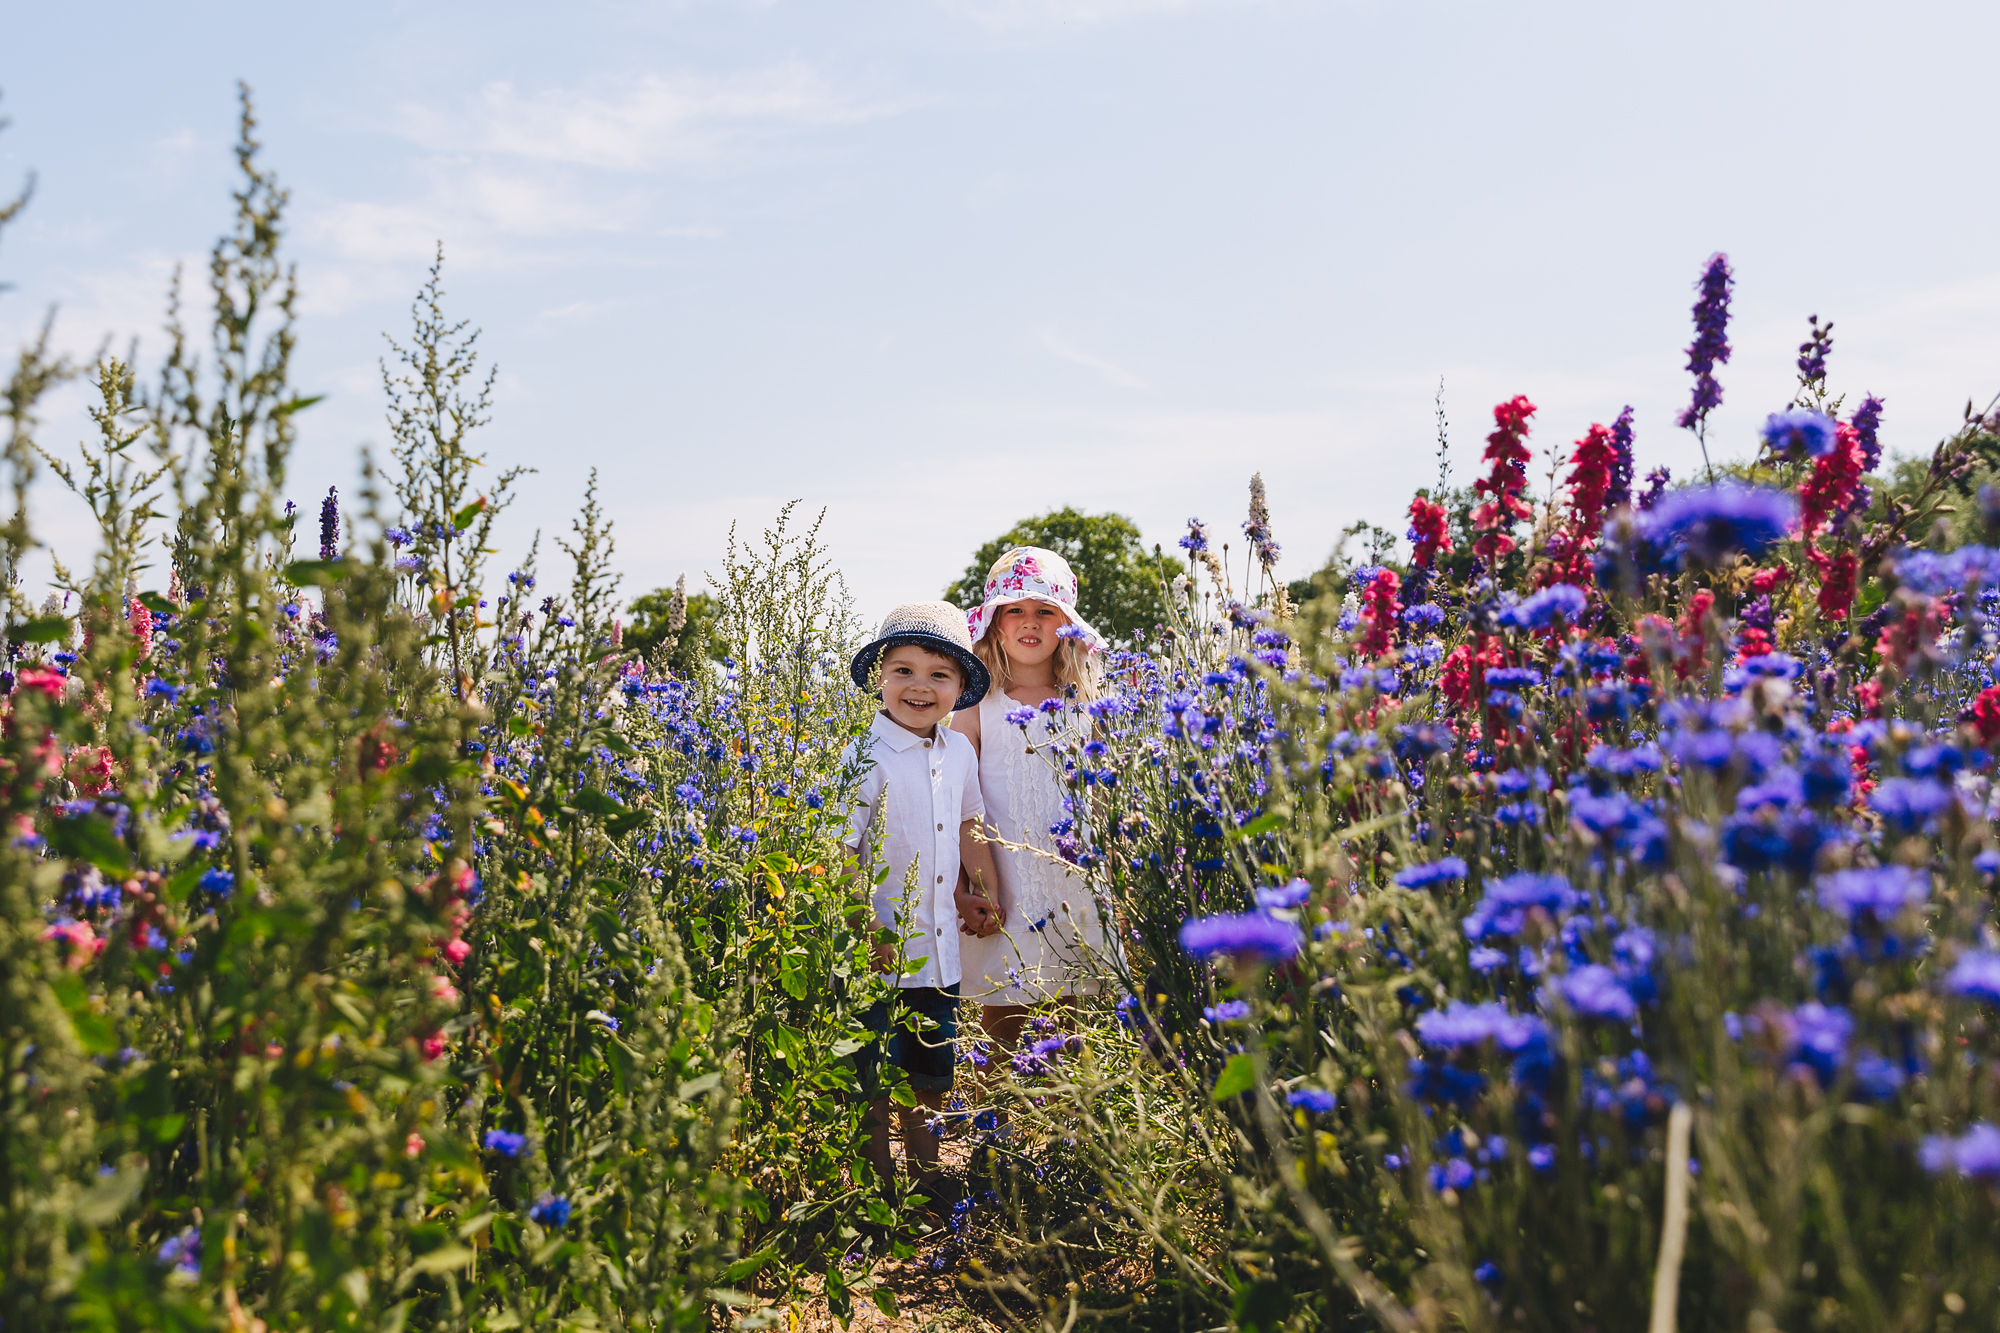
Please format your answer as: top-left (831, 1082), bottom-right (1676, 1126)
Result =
top-left (953, 547), bottom-right (1112, 1049)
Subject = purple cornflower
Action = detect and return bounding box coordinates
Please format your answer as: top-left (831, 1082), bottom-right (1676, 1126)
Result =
top-left (1642, 484), bottom-right (1796, 567)
top-left (1921, 1123), bottom-right (2000, 1180)
top-left (1393, 857), bottom-right (1467, 890)
top-left (1548, 964), bottom-right (1637, 1021)
top-left (1676, 252), bottom-right (1734, 431)
top-left (1850, 394), bottom-right (1884, 472)
top-left (1816, 865), bottom-right (1930, 920)
top-left (1606, 405), bottom-right (1635, 510)
top-left (1944, 950), bottom-right (2000, 1006)
top-left (483, 1129), bottom-right (527, 1157)
top-left (1254, 878), bottom-right (1311, 910)
top-left (528, 1194), bottom-right (573, 1227)
top-left (1288, 1086), bottom-right (1337, 1114)
top-left (1637, 466), bottom-right (1671, 512)
top-left (1414, 1001), bottom-right (1547, 1051)
top-left (1179, 912), bottom-right (1303, 965)
top-left (1760, 408), bottom-right (1839, 458)
top-left (1178, 517), bottom-right (1210, 554)
top-left (319, 486), bottom-right (340, 561)
top-left (1004, 706), bottom-right (1036, 727)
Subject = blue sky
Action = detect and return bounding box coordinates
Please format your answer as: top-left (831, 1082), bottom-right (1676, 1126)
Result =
top-left (3, 0), bottom-right (1997, 620)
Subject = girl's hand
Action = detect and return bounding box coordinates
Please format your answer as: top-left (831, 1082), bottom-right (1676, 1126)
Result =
top-left (954, 886), bottom-right (1004, 937)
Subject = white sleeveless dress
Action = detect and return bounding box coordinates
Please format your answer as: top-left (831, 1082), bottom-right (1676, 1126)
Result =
top-left (958, 691), bottom-right (1112, 1005)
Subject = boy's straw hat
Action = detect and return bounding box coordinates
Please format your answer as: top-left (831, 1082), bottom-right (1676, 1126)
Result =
top-left (850, 600), bottom-right (991, 711)
top-left (966, 547), bottom-right (1105, 651)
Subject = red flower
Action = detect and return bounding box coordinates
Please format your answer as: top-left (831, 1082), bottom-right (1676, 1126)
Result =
top-left (1800, 423), bottom-right (1866, 537)
top-left (1749, 562), bottom-right (1791, 595)
top-left (1408, 496), bottom-right (1452, 568)
top-left (1735, 628), bottom-right (1773, 662)
top-left (1807, 546), bottom-right (1856, 622)
top-left (1563, 422), bottom-right (1620, 542)
top-left (1357, 568), bottom-right (1402, 659)
top-left (1470, 396), bottom-right (1538, 563)
top-left (1971, 686), bottom-right (2000, 744)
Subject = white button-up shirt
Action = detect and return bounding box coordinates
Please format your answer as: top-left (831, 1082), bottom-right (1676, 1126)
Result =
top-left (841, 710), bottom-right (984, 989)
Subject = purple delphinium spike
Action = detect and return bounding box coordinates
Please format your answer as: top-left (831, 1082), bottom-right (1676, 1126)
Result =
top-left (319, 486), bottom-right (340, 561)
top-left (1675, 253), bottom-right (1734, 432)
top-left (1851, 395), bottom-right (1885, 473)
top-left (1796, 313), bottom-right (1832, 392)
top-left (1605, 406), bottom-right (1635, 511)
top-left (1637, 466), bottom-right (1670, 512)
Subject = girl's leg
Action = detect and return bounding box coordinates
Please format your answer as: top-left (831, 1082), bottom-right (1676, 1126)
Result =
top-left (980, 1003), bottom-right (1032, 1051)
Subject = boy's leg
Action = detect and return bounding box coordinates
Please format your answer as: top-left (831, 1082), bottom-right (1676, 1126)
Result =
top-left (979, 1003), bottom-right (1031, 1051)
top-left (900, 1090), bottom-right (948, 1176)
top-left (865, 1096), bottom-right (897, 1194)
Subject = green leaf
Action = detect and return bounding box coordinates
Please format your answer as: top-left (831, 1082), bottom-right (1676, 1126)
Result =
top-left (284, 559), bottom-right (345, 586)
top-left (1229, 809), bottom-right (1286, 841)
top-left (1234, 1277), bottom-right (1289, 1333)
top-left (455, 1213), bottom-right (498, 1240)
top-left (721, 1249), bottom-right (775, 1284)
top-left (679, 1071), bottom-right (722, 1099)
top-left (1210, 1053), bottom-right (1257, 1102)
top-left (147, 1113), bottom-right (188, 1144)
top-left (9, 614), bottom-right (70, 644)
top-left (137, 591), bottom-right (178, 616)
top-left (275, 394), bottom-right (326, 416)
top-left (74, 1164), bottom-right (145, 1225)
top-left (871, 1288), bottom-right (900, 1319)
top-left (570, 787), bottom-right (624, 818)
top-left (47, 812), bottom-right (131, 876)
top-left (452, 498), bottom-right (487, 531)
top-left (506, 716), bottom-right (532, 737)
top-left (405, 1245), bottom-right (475, 1276)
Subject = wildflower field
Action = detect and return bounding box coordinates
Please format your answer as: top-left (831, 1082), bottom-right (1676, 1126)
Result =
top-left (11, 97), bottom-right (2000, 1333)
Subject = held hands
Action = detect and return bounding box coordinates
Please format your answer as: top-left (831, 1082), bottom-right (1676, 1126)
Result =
top-left (954, 883), bottom-right (1005, 938)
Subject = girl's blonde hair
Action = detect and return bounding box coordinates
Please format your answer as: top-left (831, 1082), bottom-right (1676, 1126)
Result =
top-left (971, 548), bottom-right (1099, 703)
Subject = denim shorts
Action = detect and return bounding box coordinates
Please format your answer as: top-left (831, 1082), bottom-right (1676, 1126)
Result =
top-left (855, 984), bottom-right (959, 1095)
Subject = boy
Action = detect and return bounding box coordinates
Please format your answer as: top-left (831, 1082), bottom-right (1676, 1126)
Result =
top-left (842, 601), bottom-right (1006, 1208)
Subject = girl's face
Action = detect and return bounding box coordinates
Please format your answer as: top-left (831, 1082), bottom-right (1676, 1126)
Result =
top-left (992, 600), bottom-right (1069, 667)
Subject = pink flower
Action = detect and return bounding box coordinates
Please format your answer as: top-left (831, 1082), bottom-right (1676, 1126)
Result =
top-left (405, 1132), bottom-right (426, 1158)
top-left (429, 975), bottom-right (460, 1005)
top-left (421, 1032), bottom-right (449, 1061)
top-left (42, 920), bottom-right (103, 968)
top-left (444, 938), bottom-right (471, 965)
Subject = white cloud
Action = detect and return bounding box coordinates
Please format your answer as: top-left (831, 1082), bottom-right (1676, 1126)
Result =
top-left (1039, 328), bottom-right (1148, 388)
top-left (397, 65), bottom-right (898, 171)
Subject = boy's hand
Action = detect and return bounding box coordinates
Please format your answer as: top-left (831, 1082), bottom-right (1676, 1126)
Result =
top-left (869, 938), bottom-right (898, 974)
top-left (955, 885), bottom-right (1004, 937)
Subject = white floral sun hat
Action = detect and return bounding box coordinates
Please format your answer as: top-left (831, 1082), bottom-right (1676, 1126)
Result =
top-left (966, 547), bottom-right (1105, 652)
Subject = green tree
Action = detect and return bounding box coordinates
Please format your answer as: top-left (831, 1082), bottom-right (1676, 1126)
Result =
top-left (627, 580), bottom-right (726, 675)
top-left (944, 506), bottom-right (1176, 645)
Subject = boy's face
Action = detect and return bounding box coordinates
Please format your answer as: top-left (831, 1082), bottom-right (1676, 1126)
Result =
top-left (878, 642), bottom-right (963, 734)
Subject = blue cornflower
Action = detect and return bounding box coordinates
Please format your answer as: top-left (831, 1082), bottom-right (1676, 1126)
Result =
top-left (1921, 1124), bottom-right (2000, 1180)
top-left (1178, 912), bottom-right (1303, 965)
top-left (145, 677), bottom-right (180, 701)
top-left (1787, 1003), bottom-right (1853, 1085)
top-left (1005, 706), bottom-right (1036, 727)
top-left (1287, 1087), bottom-right (1337, 1114)
top-left (1254, 878), bottom-right (1311, 910)
top-left (1474, 1261), bottom-right (1504, 1289)
top-left (1462, 872), bottom-right (1580, 942)
top-left (528, 1194), bottom-right (573, 1227)
top-left (1547, 964), bottom-right (1637, 1021)
top-left (1401, 602), bottom-right (1446, 630)
top-left (1178, 518), bottom-right (1209, 554)
top-left (1497, 583), bottom-right (1586, 629)
top-left (1944, 950), bottom-right (2000, 1006)
top-left (1868, 778), bottom-right (1953, 832)
top-left (1203, 1000), bottom-right (1251, 1025)
top-left (1394, 857), bottom-right (1467, 890)
top-left (198, 868), bottom-right (235, 897)
top-left (155, 1226), bottom-right (201, 1277)
top-left (1817, 865), bottom-right (1929, 921)
top-left (1760, 407), bottom-right (1839, 458)
top-left (1414, 1001), bottom-right (1545, 1051)
top-left (1643, 485), bottom-right (1796, 567)
top-left (483, 1129), bottom-right (527, 1157)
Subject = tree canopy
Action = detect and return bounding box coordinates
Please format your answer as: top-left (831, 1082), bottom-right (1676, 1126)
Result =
top-left (944, 507), bottom-right (1176, 645)
top-left (626, 587), bottom-right (726, 676)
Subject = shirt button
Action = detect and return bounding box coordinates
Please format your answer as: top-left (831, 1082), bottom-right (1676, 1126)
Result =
top-left (936, 875), bottom-right (945, 884)
top-left (937, 823), bottom-right (944, 831)
top-left (924, 739), bottom-right (932, 748)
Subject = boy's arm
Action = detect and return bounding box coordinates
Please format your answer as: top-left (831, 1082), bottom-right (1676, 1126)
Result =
top-left (956, 818), bottom-right (1005, 937)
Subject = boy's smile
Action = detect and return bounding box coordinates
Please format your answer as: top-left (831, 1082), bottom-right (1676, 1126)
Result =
top-left (878, 642), bottom-right (964, 735)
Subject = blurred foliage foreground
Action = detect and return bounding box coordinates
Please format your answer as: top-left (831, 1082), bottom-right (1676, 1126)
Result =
top-left (10, 92), bottom-right (2000, 1333)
